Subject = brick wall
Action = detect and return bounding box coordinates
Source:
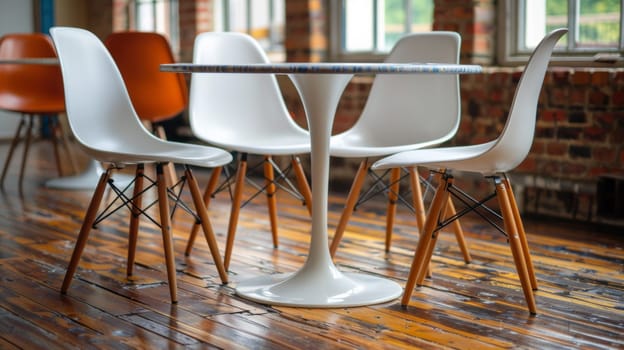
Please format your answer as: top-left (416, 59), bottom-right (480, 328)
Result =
top-left (285, 0), bottom-right (326, 62)
top-left (433, 0), bottom-right (496, 65)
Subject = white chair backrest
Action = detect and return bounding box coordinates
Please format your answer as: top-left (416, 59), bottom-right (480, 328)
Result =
top-left (483, 28), bottom-right (567, 172)
top-left (50, 27), bottom-right (158, 158)
top-left (189, 32), bottom-right (305, 146)
top-left (343, 32), bottom-right (461, 147)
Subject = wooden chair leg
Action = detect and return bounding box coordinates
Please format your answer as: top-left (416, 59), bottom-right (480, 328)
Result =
top-left (329, 159), bottom-right (369, 258)
top-left (61, 169), bottom-right (112, 294)
top-left (224, 154), bottom-right (247, 271)
top-left (409, 168), bottom-right (426, 232)
top-left (291, 156), bottom-right (312, 215)
top-left (495, 177), bottom-right (537, 315)
top-left (127, 165), bottom-right (144, 277)
top-left (445, 198), bottom-right (472, 263)
top-left (185, 166), bottom-right (222, 256)
top-left (0, 117), bottom-right (26, 188)
top-left (50, 118), bottom-right (64, 177)
top-left (264, 156), bottom-right (279, 248)
top-left (402, 172), bottom-right (451, 306)
top-left (503, 177), bottom-right (538, 290)
top-left (18, 115), bottom-right (34, 192)
top-left (409, 167), bottom-right (433, 278)
top-left (156, 163), bottom-right (177, 303)
top-left (416, 175), bottom-right (453, 286)
top-left (385, 167), bottom-right (401, 252)
top-left (185, 167), bottom-right (228, 284)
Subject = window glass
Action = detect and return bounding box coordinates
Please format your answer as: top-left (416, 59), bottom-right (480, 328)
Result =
top-left (339, 0), bottom-right (433, 55)
top-left (411, 0), bottom-right (433, 32)
top-left (512, 0), bottom-right (622, 63)
top-left (577, 0), bottom-right (621, 49)
top-left (131, 0), bottom-right (178, 53)
top-left (215, 0), bottom-right (284, 58)
top-left (344, 0), bottom-right (375, 51)
top-left (383, 0), bottom-right (406, 51)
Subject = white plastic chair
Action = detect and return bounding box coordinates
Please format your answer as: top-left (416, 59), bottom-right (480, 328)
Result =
top-left (186, 32), bottom-right (312, 270)
top-left (329, 32), bottom-right (470, 262)
top-left (50, 27), bottom-right (232, 303)
top-left (372, 28), bottom-right (568, 314)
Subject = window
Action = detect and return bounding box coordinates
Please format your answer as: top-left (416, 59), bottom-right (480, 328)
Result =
top-left (330, 0), bottom-right (433, 61)
top-left (500, 0), bottom-right (623, 65)
top-left (127, 0), bottom-right (179, 52)
top-left (214, 0), bottom-right (285, 61)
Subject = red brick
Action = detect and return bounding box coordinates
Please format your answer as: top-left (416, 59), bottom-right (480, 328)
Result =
top-left (531, 140), bottom-right (546, 154)
top-left (591, 71), bottom-right (611, 85)
top-left (541, 109), bottom-right (566, 122)
top-left (613, 71), bottom-right (624, 84)
top-left (572, 71), bottom-right (592, 85)
top-left (592, 147), bottom-right (617, 162)
top-left (517, 157), bottom-right (537, 172)
top-left (560, 162), bottom-right (588, 176)
top-left (584, 126), bottom-right (608, 142)
top-left (594, 112), bottom-right (615, 126)
top-left (613, 127), bottom-right (624, 144)
top-left (588, 166), bottom-right (612, 177)
top-left (549, 69), bottom-right (571, 84)
top-left (570, 89), bottom-right (587, 107)
top-left (612, 90), bottom-right (624, 106)
top-left (588, 90), bottom-right (609, 106)
top-left (547, 142), bottom-right (568, 156)
top-left (548, 87), bottom-right (569, 106)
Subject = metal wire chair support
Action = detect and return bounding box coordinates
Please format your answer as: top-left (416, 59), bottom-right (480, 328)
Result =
top-left (355, 166), bottom-right (436, 213)
top-left (92, 163), bottom-right (202, 229)
top-left (209, 153), bottom-right (308, 208)
top-left (244, 156), bottom-right (305, 204)
top-left (431, 172), bottom-right (507, 237)
top-left (207, 162), bottom-right (235, 199)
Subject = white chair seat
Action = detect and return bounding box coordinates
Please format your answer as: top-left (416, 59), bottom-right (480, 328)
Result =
top-left (373, 141), bottom-right (497, 174)
top-left (202, 131), bottom-right (310, 155)
top-left (85, 137), bottom-right (232, 168)
top-left (330, 136), bottom-right (448, 158)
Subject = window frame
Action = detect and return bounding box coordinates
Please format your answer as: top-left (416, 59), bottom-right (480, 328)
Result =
top-left (214, 0), bottom-right (285, 61)
top-left (127, 0), bottom-right (179, 54)
top-left (497, 0), bottom-right (624, 67)
top-left (328, 0), bottom-right (432, 62)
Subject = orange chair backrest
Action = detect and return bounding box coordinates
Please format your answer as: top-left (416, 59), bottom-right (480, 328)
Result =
top-left (0, 33), bottom-right (65, 114)
top-left (105, 31), bottom-right (188, 122)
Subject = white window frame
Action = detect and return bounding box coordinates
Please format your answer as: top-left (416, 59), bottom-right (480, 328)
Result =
top-left (127, 0), bottom-right (179, 53)
top-left (214, 0), bottom-right (285, 61)
top-left (498, 0), bottom-right (624, 66)
top-left (329, 0), bottom-right (433, 62)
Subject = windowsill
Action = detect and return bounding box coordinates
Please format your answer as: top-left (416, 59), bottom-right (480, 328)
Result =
top-left (499, 54), bottom-right (624, 68)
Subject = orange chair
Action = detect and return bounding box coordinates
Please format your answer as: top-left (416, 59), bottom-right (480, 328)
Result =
top-left (105, 31), bottom-right (188, 186)
top-left (0, 33), bottom-right (77, 191)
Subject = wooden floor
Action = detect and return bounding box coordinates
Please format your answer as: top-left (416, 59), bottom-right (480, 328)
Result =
top-left (0, 141), bottom-right (623, 349)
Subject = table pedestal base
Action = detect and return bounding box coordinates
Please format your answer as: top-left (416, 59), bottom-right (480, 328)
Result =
top-left (236, 265), bottom-right (402, 308)
top-left (45, 160), bottom-right (133, 190)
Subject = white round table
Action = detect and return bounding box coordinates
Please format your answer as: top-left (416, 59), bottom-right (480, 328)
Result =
top-left (161, 62), bottom-right (482, 307)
